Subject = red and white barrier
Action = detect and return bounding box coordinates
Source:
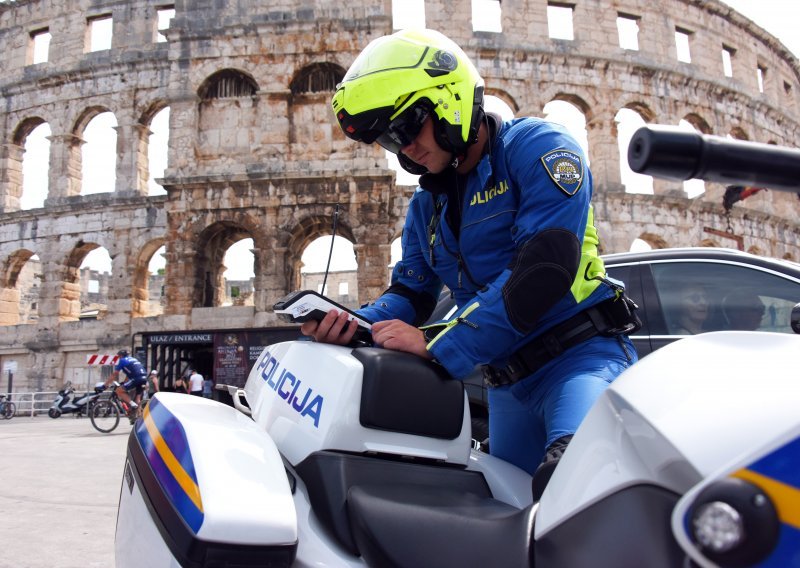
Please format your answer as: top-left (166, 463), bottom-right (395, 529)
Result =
top-left (86, 354), bottom-right (119, 366)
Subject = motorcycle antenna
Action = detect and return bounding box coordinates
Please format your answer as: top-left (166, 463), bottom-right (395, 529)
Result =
top-left (321, 204), bottom-right (339, 296)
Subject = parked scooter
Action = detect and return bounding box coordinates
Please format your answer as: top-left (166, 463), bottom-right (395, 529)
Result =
top-left (48, 381), bottom-right (103, 418)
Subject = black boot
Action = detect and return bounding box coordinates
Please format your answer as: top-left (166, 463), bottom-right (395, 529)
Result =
top-left (531, 435), bottom-right (573, 502)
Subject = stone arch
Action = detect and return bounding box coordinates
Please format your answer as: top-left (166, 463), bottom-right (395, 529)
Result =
top-left (71, 106), bottom-right (118, 196)
top-left (192, 221), bottom-right (258, 308)
top-left (682, 112), bottom-right (712, 134)
top-left (139, 101), bottom-right (171, 195)
top-left (0, 249), bottom-right (40, 326)
top-left (699, 238), bottom-right (719, 247)
top-left (197, 70), bottom-right (260, 157)
top-left (60, 240), bottom-right (106, 320)
top-left (284, 214), bottom-right (357, 291)
top-left (198, 69), bottom-right (259, 100)
top-left (12, 116), bottom-right (47, 145)
top-left (289, 62), bottom-right (345, 95)
top-left (132, 237), bottom-right (168, 317)
top-left (550, 92), bottom-right (593, 121)
top-left (638, 232), bottom-right (669, 249)
top-left (287, 63), bottom-right (346, 159)
top-left (484, 88), bottom-right (519, 116)
top-left (621, 101), bottom-right (657, 124)
top-left (139, 100), bottom-right (170, 126)
top-left (746, 245), bottom-right (763, 256)
top-left (729, 126), bottom-right (749, 140)
top-left (9, 117), bottom-right (51, 210)
top-left (72, 105), bottom-right (115, 135)
top-left (2, 248), bottom-right (36, 288)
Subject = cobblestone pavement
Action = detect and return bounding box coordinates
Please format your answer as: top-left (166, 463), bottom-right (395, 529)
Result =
top-left (0, 415), bottom-right (130, 568)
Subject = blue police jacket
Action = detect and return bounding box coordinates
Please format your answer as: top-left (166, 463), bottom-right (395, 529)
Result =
top-left (358, 117), bottom-right (618, 380)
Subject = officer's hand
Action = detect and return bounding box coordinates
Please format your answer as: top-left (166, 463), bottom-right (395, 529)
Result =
top-left (372, 320), bottom-right (433, 360)
top-left (301, 309), bottom-right (359, 346)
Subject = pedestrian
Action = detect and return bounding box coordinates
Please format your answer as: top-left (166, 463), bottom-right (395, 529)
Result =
top-left (188, 368), bottom-right (204, 396)
top-left (176, 371), bottom-right (189, 394)
top-left (202, 377), bottom-right (213, 399)
top-left (144, 369), bottom-right (160, 402)
top-left (306, 28), bottom-right (639, 494)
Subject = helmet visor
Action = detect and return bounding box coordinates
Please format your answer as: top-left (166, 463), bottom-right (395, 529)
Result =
top-left (343, 35), bottom-right (429, 82)
top-left (375, 102), bottom-right (431, 155)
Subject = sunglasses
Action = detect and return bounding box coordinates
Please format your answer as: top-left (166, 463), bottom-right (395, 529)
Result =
top-left (375, 103), bottom-right (431, 154)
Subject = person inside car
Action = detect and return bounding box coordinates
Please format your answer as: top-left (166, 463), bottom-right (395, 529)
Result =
top-left (672, 283), bottom-right (710, 335)
top-left (722, 289), bottom-right (766, 330)
top-left (302, 29), bottom-right (639, 490)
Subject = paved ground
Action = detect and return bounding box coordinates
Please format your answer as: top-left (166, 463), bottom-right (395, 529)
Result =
top-left (0, 415), bottom-right (131, 568)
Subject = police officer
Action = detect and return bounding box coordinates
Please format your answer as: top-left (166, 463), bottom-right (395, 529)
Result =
top-left (304, 29), bottom-right (638, 489)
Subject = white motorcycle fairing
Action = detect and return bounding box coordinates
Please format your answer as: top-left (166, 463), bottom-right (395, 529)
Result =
top-left (534, 331), bottom-right (800, 567)
top-left (115, 393), bottom-right (297, 567)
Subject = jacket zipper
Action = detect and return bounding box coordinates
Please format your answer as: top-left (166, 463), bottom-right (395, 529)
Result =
top-left (430, 204), bottom-right (483, 291)
top-left (425, 302), bottom-right (481, 349)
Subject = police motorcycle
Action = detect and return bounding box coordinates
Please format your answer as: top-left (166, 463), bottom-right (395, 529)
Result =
top-left (115, 128), bottom-right (800, 568)
top-left (48, 380), bottom-right (103, 418)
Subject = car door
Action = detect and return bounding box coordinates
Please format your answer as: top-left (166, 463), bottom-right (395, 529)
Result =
top-left (605, 261), bottom-right (653, 356)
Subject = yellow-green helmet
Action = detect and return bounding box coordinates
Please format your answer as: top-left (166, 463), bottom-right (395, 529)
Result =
top-left (332, 29), bottom-right (485, 172)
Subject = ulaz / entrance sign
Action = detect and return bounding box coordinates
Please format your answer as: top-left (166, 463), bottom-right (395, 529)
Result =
top-left (148, 333), bottom-right (213, 344)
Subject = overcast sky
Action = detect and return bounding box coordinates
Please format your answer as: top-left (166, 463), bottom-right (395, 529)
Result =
top-left (718, 0), bottom-right (800, 58)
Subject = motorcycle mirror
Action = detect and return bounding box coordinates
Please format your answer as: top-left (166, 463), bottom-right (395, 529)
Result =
top-left (791, 303), bottom-right (800, 334)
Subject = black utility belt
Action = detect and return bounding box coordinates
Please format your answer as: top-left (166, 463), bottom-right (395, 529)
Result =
top-left (482, 294), bottom-right (641, 388)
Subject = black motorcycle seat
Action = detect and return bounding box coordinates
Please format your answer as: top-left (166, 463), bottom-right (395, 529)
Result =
top-left (353, 348), bottom-right (465, 440)
top-left (347, 483), bottom-right (533, 568)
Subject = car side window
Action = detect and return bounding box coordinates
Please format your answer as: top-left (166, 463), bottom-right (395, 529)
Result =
top-left (650, 262), bottom-right (800, 335)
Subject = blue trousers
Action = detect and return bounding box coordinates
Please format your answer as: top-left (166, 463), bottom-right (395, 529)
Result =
top-left (487, 335), bottom-right (637, 474)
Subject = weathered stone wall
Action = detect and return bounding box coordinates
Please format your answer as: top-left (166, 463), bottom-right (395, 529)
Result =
top-left (0, 0), bottom-right (798, 391)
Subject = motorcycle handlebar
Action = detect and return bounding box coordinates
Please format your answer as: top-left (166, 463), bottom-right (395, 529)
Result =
top-left (627, 125), bottom-right (800, 194)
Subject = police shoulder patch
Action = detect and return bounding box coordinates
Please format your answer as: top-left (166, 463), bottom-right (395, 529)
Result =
top-left (540, 149), bottom-right (584, 197)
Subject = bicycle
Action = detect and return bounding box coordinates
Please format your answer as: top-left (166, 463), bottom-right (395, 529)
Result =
top-left (89, 387), bottom-right (139, 433)
top-left (0, 394), bottom-right (16, 420)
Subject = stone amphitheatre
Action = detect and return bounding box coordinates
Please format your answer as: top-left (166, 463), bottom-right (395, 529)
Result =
top-left (0, 0), bottom-right (798, 391)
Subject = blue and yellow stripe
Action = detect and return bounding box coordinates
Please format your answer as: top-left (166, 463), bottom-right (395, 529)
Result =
top-left (135, 397), bottom-right (204, 533)
top-left (730, 435), bottom-right (800, 566)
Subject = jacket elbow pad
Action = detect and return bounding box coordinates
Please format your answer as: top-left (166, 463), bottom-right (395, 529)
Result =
top-left (501, 229), bottom-right (581, 333)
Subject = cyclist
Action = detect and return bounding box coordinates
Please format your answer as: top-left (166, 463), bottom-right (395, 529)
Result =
top-left (103, 349), bottom-right (147, 420)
